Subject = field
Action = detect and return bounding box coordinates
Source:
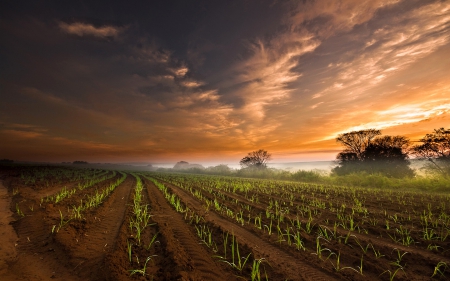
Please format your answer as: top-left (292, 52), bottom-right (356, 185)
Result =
top-left (1, 165), bottom-right (449, 280)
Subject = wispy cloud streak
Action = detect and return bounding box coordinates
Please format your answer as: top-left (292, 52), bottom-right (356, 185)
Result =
top-left (59, 22), bottom-right (124, 38)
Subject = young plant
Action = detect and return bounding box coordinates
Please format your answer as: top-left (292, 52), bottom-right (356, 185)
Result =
top-left (314, 236), bottom-right (332, 260)
top-left (16, 203), bottom-right (24, 217)
top-left (146, 232), bottom-right (160, 251)
top-left (251, 258), bottom-right (268, 281)
top-left (129, 255), bottom-right (156, 276)
top-left (390, 248), bottom-right (408, 268)
top-left (57, 209), bottom-right (70, 231)
top-left (127, 240), bottom-right (133, 264)
top-left (380, 267), bottom-right (404, 281)
top-left (328, 251), bottom-right (359, 273)
top-left (431, 261), bottom-right (448, 278)
top-left (218, 233), bottom-right (251, 272)
top-left (293, 231), bottom-right (306, 251)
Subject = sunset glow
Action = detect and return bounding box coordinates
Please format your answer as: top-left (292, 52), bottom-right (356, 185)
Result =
top-left (1, 0), bottom-right (449, 165)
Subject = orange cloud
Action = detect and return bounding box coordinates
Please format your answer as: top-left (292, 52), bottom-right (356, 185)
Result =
top-left (59, 22), bottom-right (124, 38)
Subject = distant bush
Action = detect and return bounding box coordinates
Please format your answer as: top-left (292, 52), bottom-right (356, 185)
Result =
top-left (73, 161), bottom-right (88, 164)
top-left (0, 159), bottom-right (14, 164)
top-left (326, 172), bottom-right (450, 192)
top-left (291, 170), bottom-right (324, 182)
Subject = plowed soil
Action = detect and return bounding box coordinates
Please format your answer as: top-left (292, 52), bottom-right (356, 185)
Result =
top-left (1, 165), bottom-right (449, 281)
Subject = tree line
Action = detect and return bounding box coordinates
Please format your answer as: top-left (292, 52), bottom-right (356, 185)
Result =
top-left (333, 127), bottom-right (450, 177)
top-left (240, 127), bottom-right (450, 178)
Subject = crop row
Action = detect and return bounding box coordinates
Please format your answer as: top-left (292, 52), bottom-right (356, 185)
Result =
top-left (146, 176), bottom-right (272, 280)
top-left (18, 166), bottom-right (105, 187)
top-left (149, 172), bottom-right (450, 280)
top-left (41, 171), bottom-right (117, 205)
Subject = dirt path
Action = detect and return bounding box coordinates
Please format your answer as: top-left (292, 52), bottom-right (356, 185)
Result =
top-left (155, 178), bottom-right (340, 281)
top-left (0, 180), bottom-right (19, 280)
top-left (146, 179), bottom-right (235, 281)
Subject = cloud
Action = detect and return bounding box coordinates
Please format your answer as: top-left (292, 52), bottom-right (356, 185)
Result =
top-left (229, 35), bottom-right (319, 121)
top-left (1, 129), bottom-right (43, 139)
top-left (59, 22), bottom-right (124, 38)
top-left (289, 0), bottom-right (401, 37)
top-left (2, 1), bottom-right (449, 162)
top-left (315, 1), bottom-right (449, 98)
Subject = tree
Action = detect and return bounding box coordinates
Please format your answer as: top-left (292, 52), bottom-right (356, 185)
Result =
top-left (412, 128), bottom-right (450, 176)
top-left (240, 149), bottom-right (271, 169)
top-left (336, 129), bottom-right (381, 160)
top-left (333, 130), bottom-right (414, 177)
top-left (361, 136), bottom-right (414, 177)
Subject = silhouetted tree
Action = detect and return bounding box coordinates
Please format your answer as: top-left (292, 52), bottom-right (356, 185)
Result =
top-left (333, 130), bottom-right (414, 177)
top-left (240, 149), bottom-right (271, 169)
top-left (362, 136), bottom-right (414, 177)
top-left (412, 128), bottom-right (450, 176)
top-left (336, 129), bottom-right (381, 160)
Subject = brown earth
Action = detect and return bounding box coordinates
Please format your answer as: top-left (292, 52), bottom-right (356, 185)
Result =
top-left (1, 166), bottom-right (449, 281)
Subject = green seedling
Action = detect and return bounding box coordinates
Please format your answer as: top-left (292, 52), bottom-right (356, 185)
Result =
top-left (146, 232), bottom-right (160, 251)
top-left (328, 251), bottom-right (359, 273)
top-left (127, 240), bottom-right (133, 263)
top-left (16, 203), bottom-right (24, 217)
top-left (57, 209), bottom-right (70, 231)
top-left (129, 255), bottom-right (156, 276)
top-left (427, 244), bottom-right (442, 251)
top-left (431, 261), bottom-right (448, 278)
top-left (370, 244), bottom-right (385, 258)
top-left (314, 236), bottom-right (331, 260)
top-left (251, 258), bottom-right (268, 281)
top-left (390, 248), bottom-right (408, 268)
top-left (380, 267), bottom-right (404, 281)
top-left (218, 233), bottom-right (251, 272)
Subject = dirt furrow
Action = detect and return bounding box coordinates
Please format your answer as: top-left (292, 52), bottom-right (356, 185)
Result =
top-left (146, 179), bottom-right (234, 281)
top-left (65, 175), bottom-right (134, 280)
top-left (8, 197), bottom-right (80, 280)
top-left (156, 179), bottom-right (340, 281)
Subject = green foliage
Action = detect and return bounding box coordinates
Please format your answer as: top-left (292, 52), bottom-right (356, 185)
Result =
top-left (291, 169), bottom-right (325, 182)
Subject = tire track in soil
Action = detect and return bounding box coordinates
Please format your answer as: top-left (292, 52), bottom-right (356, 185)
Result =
top-left (157, 179), bottom-right (340, 281)
top-left (67, 175), bottom-right (134, 279)
top-left (145, 179), bottom-right (235, 281)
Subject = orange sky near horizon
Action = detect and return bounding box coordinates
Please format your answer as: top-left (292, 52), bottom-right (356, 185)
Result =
top-left (1, 0), bottom-right (449, 165)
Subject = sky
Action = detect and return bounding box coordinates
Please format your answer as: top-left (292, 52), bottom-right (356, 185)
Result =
top-left (1, 0), bottom-right (449, 165)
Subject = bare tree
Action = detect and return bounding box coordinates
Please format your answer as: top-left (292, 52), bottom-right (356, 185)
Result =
top-left (240, 149), bottom-right (271, 169)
